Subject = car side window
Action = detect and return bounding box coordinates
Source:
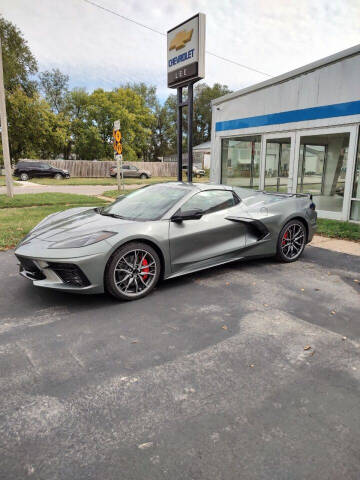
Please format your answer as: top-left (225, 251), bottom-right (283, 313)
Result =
top-left (129, 166), bottom-right (137, 171)
top-left (122, 165), bottom-right (129, 170)
top-left (181, 190), bottom-right (238, 215)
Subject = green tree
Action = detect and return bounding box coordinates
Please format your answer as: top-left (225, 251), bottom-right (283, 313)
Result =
top-left (162, 83), bottom-right (232, 155)
top-left (150, 103), bottom-right (173, 160)
top-left (72, 88), bottom-right (154, 161)
top-left (7, 88), bottom-right (68, 160)
top-left (121, 82), bottom-right (161, 160)
top-left (0, 16), bottom-right (38, 95)
top-left (62, 88), bottom-right (89, 158)
top-left (121, 82), bottom-right (158, 111)
top-left (39, 68), bottom-right (69, 113)
top-left (193, 83), bottom-right (232, 145)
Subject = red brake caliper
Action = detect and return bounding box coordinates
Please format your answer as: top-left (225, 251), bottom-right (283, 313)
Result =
top-left (282, 231), bottom-right (288, 246)
top-left (142, 258), bottom-right (149, 280)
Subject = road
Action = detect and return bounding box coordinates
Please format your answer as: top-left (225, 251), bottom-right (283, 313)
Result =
top-left (1, 246), bottom-right (360, 479)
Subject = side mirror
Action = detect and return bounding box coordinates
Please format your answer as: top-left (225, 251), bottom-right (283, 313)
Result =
top-left (171, 208), bottom-right (203, 222)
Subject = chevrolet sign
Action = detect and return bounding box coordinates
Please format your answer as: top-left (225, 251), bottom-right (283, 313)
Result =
top-left (167, 13), bottom-right (205, 88)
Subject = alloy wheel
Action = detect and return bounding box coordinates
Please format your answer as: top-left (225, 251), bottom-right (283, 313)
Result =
top-left (113, 249), bottom-right (157, 297)
top-left (280, 223), bottom-right (305, 260)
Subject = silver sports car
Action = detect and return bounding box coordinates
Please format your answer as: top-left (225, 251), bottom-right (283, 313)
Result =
top-left (15, 183), bottom-right (317, 301)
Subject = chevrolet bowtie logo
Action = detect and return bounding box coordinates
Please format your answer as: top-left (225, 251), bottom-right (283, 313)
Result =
top-left (169, 28), bottom-right (193, 51)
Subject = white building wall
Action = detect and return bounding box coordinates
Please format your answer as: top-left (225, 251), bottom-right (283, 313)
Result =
top-left (210, 47), bottom-right (360, 221)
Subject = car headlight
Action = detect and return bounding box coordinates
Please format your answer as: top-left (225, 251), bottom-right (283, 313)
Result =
top-left (49, 231), bottom-right (116, 249)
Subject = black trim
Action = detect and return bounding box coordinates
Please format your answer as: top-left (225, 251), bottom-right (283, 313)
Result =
top-left (226, 216), bottom-right (270, 241)
top-left (16, 256), bottom-right (46, 280)
top-left (167, 13), bottom-right (200, 34)
top-left (47, 263), bottom-right (90, 287)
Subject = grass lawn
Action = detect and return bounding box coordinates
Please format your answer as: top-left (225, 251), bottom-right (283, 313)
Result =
top-left (316, 218), bottom-right (360, 242)
top-left (102, 189), bottom-right (132, 199)
top-left (0, 175), bottom-right (20, 186)
top-left (29, 175), bottom-right (209, 186)
top-left (0, 193), bottom-right (107, 250)
top-left (0, 192), bottom-right (103, 209)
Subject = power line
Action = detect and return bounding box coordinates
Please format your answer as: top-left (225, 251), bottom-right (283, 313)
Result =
top-left (83, 0), bottom-right (165, 35)
top-left (81, 0), bottom-right (272, 78)
top-left (205, 52), bottom-right (271, 77)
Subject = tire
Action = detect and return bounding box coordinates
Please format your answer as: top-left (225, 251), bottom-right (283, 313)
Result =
top-left (140, 173), bottom-right (148, 179)
top-left (276, 219), bottom-right (306, 263)
top-left (105, 242), bottom-right (161, 301)
top-left (54, 173), bottom-right (63, 180)
top-left (20, 172), bottom-right (29, 181)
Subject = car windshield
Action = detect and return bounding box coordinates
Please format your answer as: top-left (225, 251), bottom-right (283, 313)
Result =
top-left (101, 184), bottom-right (189, 220)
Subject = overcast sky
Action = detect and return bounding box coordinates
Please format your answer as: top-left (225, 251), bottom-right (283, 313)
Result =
top-left (1, 0), bottom-right (359, 100)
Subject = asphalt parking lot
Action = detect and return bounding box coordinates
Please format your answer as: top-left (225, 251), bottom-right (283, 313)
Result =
top-left (1, 246), bottom-right (360, 480)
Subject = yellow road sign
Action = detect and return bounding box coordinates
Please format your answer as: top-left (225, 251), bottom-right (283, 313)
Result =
top-left (116, 143), bottom-right (122, 154)
top-left (115, 130), bottom-right (121, 142)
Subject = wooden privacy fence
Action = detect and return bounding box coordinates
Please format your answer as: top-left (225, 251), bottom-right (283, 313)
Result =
top-left (21, 159), bottom-right (178, 178)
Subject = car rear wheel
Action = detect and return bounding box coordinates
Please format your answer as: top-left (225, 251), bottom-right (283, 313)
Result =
top-left (54, 173), bottom-right (63, 180)
top-left (105, 242), bottom-right (161, 301)
top-left (20, 172), bottom-right (29, 181)
top-left (276, 220), bottom-right (306, 262)
top-left (140, 173), bottom-right (148, 179)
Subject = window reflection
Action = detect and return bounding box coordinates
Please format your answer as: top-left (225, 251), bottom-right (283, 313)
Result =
top-left (264, 138), bottom-right (291, 192)
top-left (297, 133), bottom-right (349, 213)
top-left (221, 136), bottom-right (261, 188)
top-left (350, 132), bottom-right (360, 221)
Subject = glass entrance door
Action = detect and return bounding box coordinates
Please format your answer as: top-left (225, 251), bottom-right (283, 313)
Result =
top-left (264, 137), bottom-right (291, 192)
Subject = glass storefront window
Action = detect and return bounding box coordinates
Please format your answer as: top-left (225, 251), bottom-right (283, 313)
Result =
top-left (297, 132), bottom-right (349, 213)
top-left (264, 138), bottom-right (291, 192)
top-left (221, 136), bottom-right (261, 188)
top-left (350, 131), bottom-right (360, 221)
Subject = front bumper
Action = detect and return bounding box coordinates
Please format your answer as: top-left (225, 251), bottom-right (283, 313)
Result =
top-left (15, 249), bottom-right (108, 294)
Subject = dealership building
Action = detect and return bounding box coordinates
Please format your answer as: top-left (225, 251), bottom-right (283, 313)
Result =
top-left (210, 44), bottom-right (360, 221)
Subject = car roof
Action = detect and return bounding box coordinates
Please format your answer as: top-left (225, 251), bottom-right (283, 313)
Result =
top-left (156, 181), bottom-right (233, 192)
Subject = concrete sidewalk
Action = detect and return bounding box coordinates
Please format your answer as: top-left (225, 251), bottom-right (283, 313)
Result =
top-left (0, 183), bottom-right (139, 196)
top-left (311, 235), bottom-right (360, 256)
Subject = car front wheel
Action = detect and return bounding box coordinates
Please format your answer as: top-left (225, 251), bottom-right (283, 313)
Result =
top-left (20, 172), bottom-right (29, 181)
top-left (105, 242), bottom-right (161, 301)
top-left (140, 173), bottom-right (148, 179)
top-left (54, 173), bottom-right (63, 180)
top-left (276, 219), bottom-right (306, 262)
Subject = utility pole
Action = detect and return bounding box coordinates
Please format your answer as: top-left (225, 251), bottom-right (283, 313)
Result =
top-left (0, 38), bottom-right (14, 198)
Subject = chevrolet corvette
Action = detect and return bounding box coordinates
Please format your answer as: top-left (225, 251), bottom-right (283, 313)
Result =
top-left (15, 183), bottom-right (317, 301)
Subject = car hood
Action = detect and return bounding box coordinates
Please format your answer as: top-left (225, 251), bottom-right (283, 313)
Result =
top-left (23, 207), bottom-right (135, 243)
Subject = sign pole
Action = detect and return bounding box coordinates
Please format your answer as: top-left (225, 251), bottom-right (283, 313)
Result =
top-left (176, 87), bottom-right (183, 181)
top-left (0, 39), bottom-right (14, 198)
top-left (113, 119), bottom-right (123, 193)
top-left (116, 154), bottom-right (121, 193)
top-left (187, 83), bottom-right (194, 183)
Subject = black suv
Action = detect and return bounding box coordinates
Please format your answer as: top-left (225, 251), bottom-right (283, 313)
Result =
top-left (13, 162), bottom-right (70, 181)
